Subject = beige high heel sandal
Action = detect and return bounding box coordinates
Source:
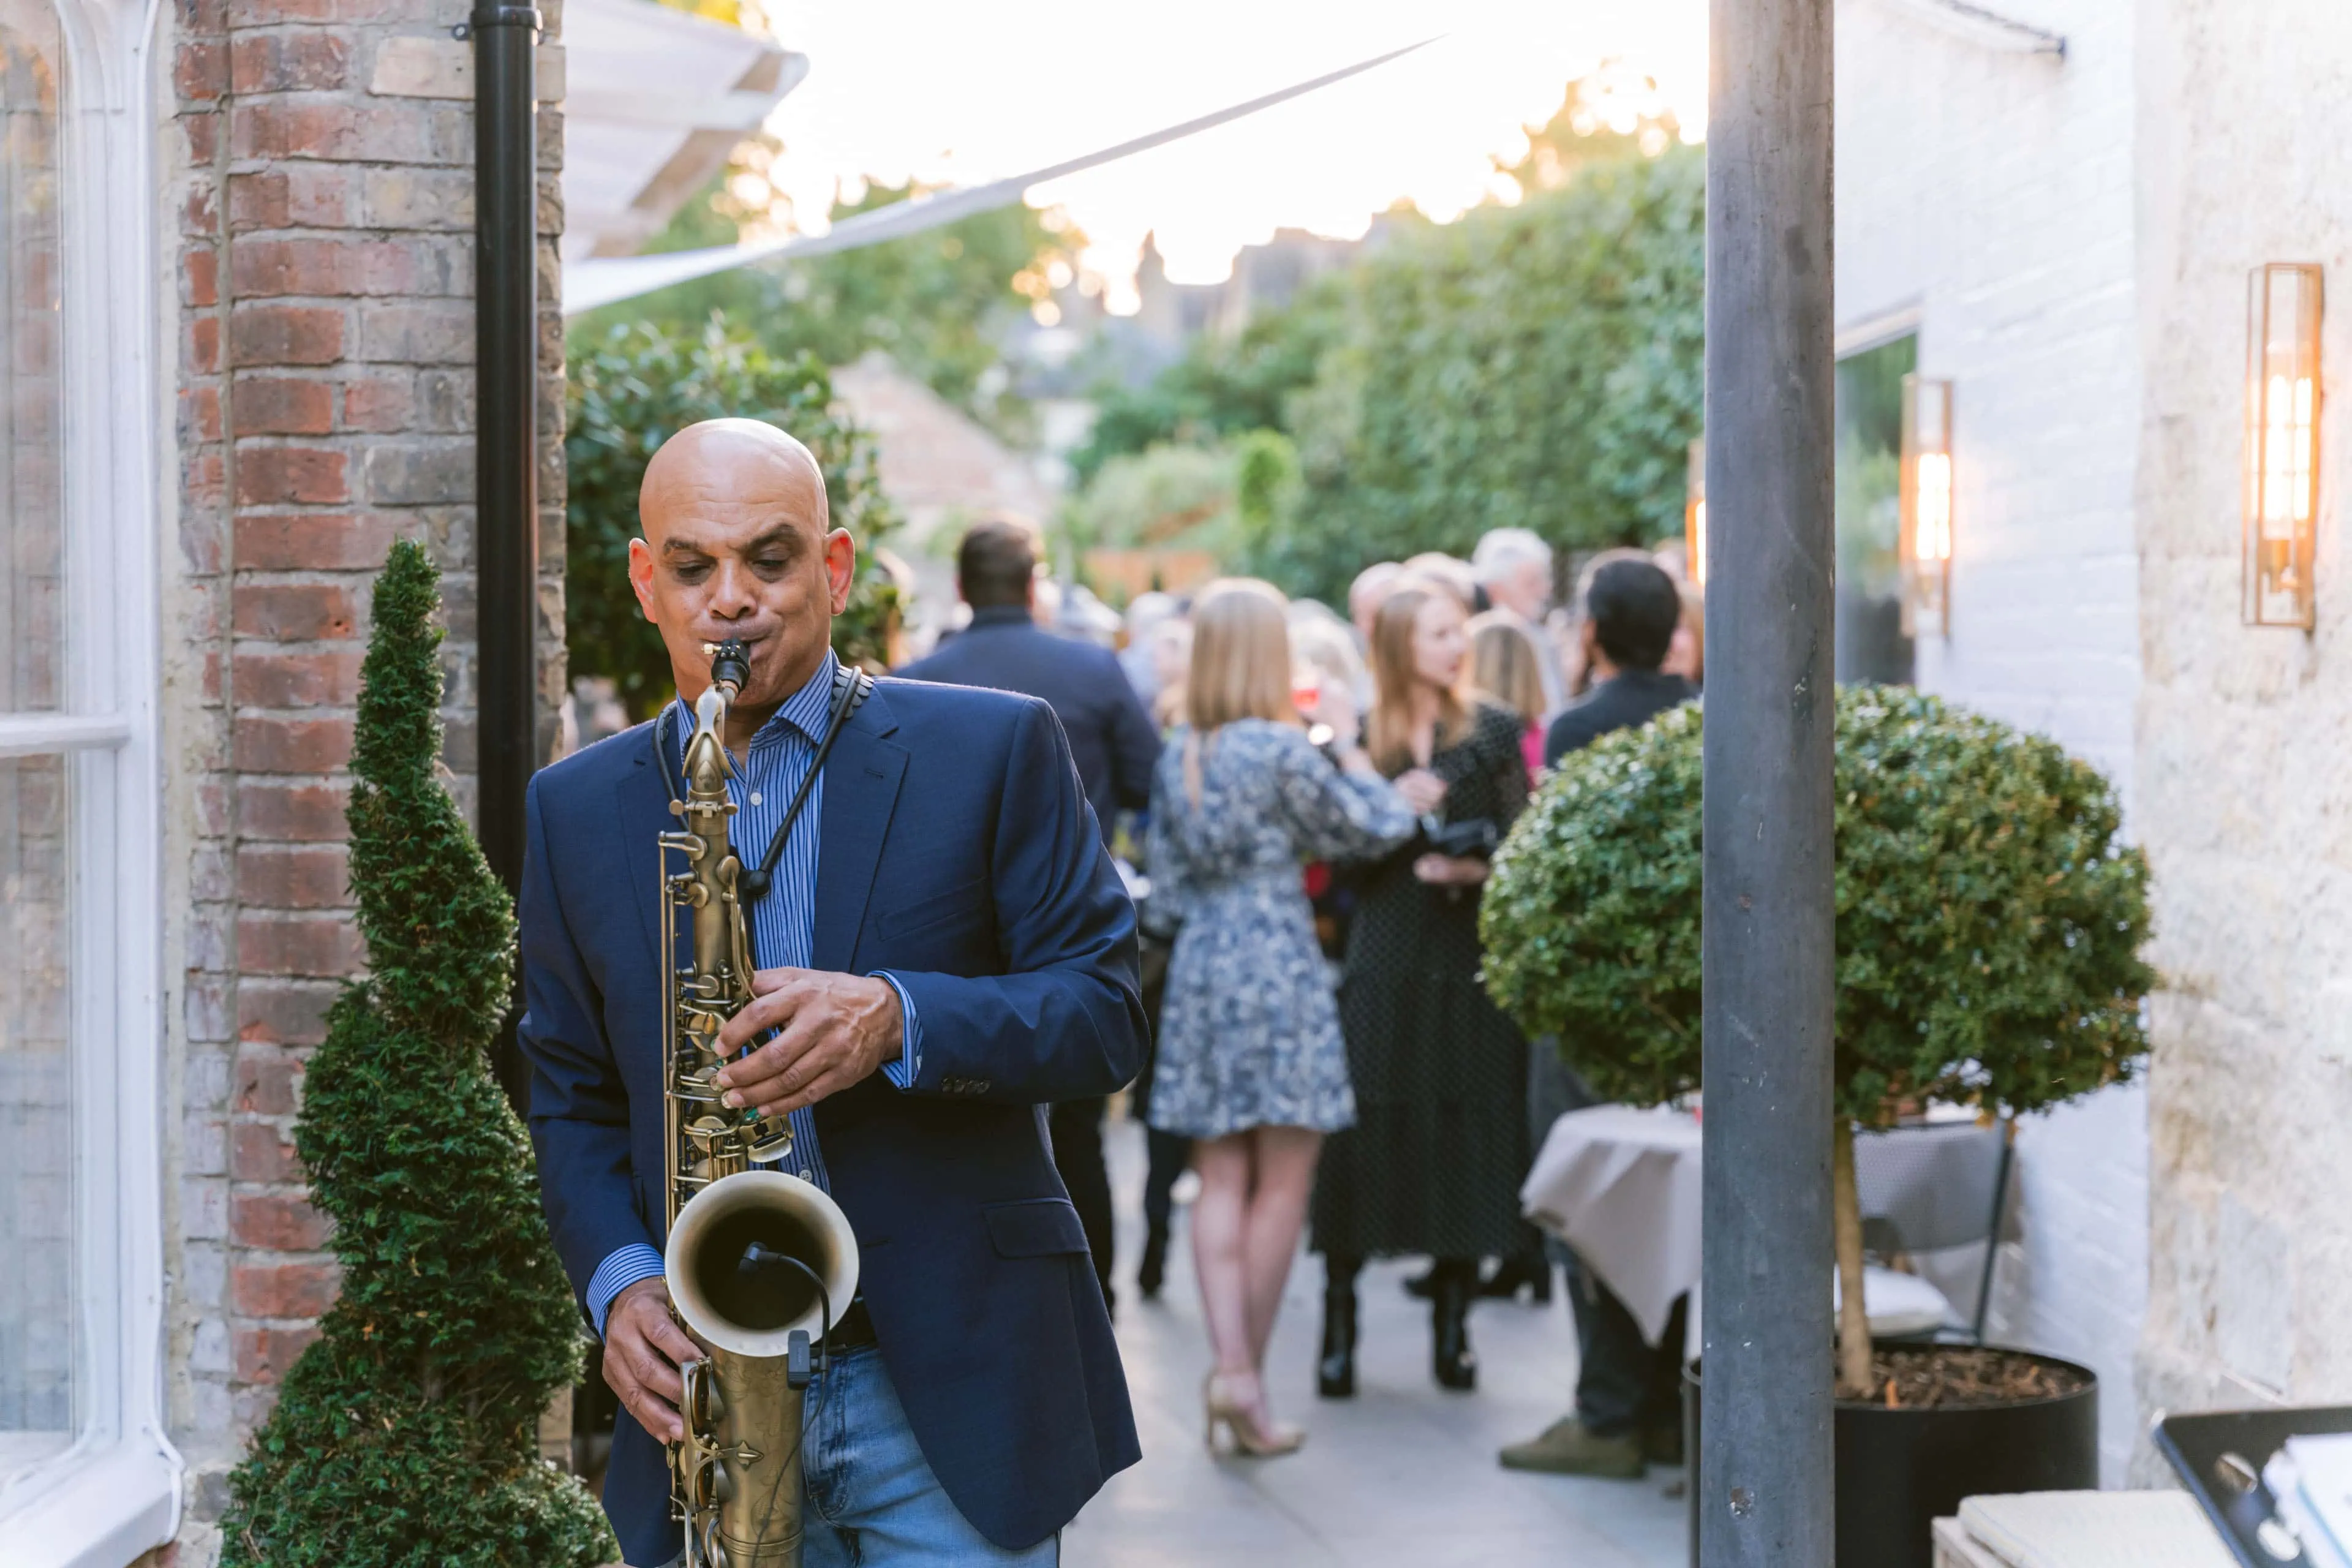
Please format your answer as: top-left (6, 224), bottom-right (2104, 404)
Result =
top-left (1204, 1372), bottom-right (1306, 1457)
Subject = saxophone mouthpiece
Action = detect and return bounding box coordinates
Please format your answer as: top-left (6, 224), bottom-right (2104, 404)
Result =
top-left (705, 639), bottom-right (752, 698)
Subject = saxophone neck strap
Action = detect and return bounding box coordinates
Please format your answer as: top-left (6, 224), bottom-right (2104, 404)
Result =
top-left (654, 661), bottom-right (875, 904)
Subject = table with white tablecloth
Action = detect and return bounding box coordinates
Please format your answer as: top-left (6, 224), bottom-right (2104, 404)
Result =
top-left (1520, 1103), bottom-right (1973, 1354)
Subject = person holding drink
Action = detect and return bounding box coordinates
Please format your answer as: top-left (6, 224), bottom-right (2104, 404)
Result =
top-left (1313, 579), bottom-right (1535, 1396)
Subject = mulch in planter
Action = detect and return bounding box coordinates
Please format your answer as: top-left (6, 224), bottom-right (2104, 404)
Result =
top-left (1844, 1346), bottom-right (2093, 1411)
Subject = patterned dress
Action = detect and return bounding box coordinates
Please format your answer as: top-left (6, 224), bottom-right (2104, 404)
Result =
top-left (1144, 720), bottom-right (1416, 1140)
top-left (1312, 701), bottom-right (1534, 1261)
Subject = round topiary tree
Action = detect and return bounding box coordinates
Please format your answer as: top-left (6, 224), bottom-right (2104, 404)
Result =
top-left (1480, 687), bottom-right (2155, 1395)
top-left (221, 541), bottom-right (614, 1568)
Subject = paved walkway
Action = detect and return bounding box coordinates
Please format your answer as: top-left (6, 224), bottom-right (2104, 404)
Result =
top-left (1063, 1114), bottom-right (1688, 1568)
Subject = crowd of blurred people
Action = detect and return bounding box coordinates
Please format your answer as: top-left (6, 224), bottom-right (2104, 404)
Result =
top-left (875, 516), bottom-right (1705, 1475)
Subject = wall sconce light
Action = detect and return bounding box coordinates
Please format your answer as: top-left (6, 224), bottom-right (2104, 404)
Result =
top-left (2244, 262), bottom-right (2322, 628)
top-left (1900, 374), bottom-right (1954, 636)
top-left (1684, 437), bottom-right (1706, 589)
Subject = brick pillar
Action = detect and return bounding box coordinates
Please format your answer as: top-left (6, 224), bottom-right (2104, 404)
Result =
top-left (164, 0), bottom-right (567, 1526)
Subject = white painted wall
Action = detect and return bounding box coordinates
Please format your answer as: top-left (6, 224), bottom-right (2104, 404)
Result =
top-left (1834, 0), bottom-right (2149, 1483)
top-left (2132, 0), bottom-right (2352, 1457)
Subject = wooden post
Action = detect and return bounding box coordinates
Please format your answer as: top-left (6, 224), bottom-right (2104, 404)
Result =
top-left (1698, 0), bottom-right (1839, 1561)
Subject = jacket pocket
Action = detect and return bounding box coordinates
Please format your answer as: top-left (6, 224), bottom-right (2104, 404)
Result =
top-left (876, 876), bottom-right (989, 941)
top-left (984, 1197), bottom-right (1090, 1259)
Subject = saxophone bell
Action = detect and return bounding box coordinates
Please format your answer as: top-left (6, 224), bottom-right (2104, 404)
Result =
top-left (666, 1172), bottom-right (859, 1356)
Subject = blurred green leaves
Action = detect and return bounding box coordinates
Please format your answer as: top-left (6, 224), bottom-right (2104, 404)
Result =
top-left (1066, 86), bottom-right (1705, 603)
top-left (568, 172), bottom-right (1076, 440)
top-left (1278, 145), bottom-right (1703, 600)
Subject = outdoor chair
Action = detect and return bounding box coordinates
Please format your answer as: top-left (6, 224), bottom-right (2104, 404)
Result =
top-left (1852, 1117), bottom-right (2014, 1344)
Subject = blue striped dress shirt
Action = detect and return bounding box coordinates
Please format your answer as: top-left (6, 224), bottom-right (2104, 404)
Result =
top-left (584, 652), bottom-right (921, 1335)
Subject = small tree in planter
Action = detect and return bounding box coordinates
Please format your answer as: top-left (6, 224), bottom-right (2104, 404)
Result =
top-left (221, 543), bottom-right (614, 1568)
top-left (1480, 688), bottom-right (2154, 1398)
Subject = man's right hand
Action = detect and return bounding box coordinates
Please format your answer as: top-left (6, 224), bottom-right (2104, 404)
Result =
top-left (604, 1276), bottom-right (701, 1443)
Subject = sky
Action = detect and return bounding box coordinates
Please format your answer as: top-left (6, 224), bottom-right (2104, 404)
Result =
top-left (750, 0), bottom-right (1707, 310)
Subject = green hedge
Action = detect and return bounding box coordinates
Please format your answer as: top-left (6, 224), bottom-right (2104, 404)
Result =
top-left (1278, 146), bottom-right (1703, 600)
top-left (1479, 688), bottom-right (2155, 1124)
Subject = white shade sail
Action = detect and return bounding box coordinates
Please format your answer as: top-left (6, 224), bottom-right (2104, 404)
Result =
top-left (561, 0), bottom-right (807, 265)
top-left (561, 38), bottom-right (1434, 316)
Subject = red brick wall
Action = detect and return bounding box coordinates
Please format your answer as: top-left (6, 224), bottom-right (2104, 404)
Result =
top-left (163, 0), bottom-right (567, 1527)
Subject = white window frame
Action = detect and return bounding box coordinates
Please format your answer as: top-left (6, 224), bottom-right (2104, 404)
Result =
top-left (0, 0), bottom-right (176, 1558)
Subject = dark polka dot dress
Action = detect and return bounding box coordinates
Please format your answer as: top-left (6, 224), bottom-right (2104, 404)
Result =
top-left (1313, 701), bottom-right (1532, 1263)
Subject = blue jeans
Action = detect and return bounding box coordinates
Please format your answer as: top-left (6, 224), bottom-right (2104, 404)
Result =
top-left (801, 1345), bottom-right (1059, 1568)
top-left (644, 1347), bottom-right (1057, 1568)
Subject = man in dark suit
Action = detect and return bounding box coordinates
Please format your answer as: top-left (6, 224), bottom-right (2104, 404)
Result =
top-left (896, 519), bottom-right (1159, 1314)
top-left (1503, 555), bottom-right (1696, 1482)
top-left (519, 420), bottom-right (1144, 1566)
top-left (1542, 554), bottom-right (1699, 765)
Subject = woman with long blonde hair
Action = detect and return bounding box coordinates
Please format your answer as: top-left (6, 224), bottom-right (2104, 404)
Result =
top-left (1144, 579), bottom-right (1414, 1456)
top-left (1311, 580), bottom-right (1534, 1397)
top-left (1466, 609), bottom-right (1548, 783)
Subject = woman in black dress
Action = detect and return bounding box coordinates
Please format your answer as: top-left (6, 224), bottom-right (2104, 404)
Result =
top-left (1312, 579), bottom-right (1532, 1395)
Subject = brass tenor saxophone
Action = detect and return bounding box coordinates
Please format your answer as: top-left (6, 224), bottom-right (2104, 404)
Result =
top-left (660, 638), bottom-right (859, 1568)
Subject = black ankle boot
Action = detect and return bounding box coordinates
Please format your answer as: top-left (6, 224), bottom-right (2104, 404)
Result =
top-left (1317, 1286), bottom-right (1359, 1398)
top-left (1433, 1272), bottom-right (1477, 1391)
top-left (1479, 1254), bottom-right (1554, 1304)
top-left (1137, 1221), bottom-right (1169, 1301)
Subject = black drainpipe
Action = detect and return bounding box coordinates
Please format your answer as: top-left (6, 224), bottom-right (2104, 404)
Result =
top-left (466, 0), bottom-right (541, 1105)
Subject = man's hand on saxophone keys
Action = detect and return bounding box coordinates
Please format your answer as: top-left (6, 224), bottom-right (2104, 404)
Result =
top-left (713, 967), bottom-right (905, 1118)
top-left (603, 1277), bottom-right (699, 1442)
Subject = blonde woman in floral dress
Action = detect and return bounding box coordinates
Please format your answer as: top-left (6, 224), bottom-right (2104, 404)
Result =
top-left (1145, 579), bottom-right (1415, 1457)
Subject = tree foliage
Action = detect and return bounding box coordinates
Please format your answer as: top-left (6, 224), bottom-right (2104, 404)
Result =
top-left (1060, 78), bottom-right (1705, 605)
top-left (568, 169), bottom-right (1075, 436)
top-left (222, 543), bottom-right (612, 1568)
top-left (1067, 282), bottom-right (1348, 486)
top-left (1479, 689), bottom-right (2156, 1125)
top-left (1277, 144), bottom-right (1703, 600)
top-left (565, 318), bottom-right (904, 717)
top-left (1063, 442), bottom-right (1238, 559)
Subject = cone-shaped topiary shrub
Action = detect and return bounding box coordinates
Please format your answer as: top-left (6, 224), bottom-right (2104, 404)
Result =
top-left (221, 541), bottom-right (614, 1568)
top-left (1480, 687), bottom-right (2155, 1392)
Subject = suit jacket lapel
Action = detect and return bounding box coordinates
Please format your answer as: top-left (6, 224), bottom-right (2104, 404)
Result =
top-left (813, 686), bottom-right (909, 975)
top-left (616, 722), bottom-right (677, 972)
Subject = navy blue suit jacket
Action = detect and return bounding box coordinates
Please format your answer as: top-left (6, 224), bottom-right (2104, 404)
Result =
top-left (897, 607), bottom-right (1161, 846)
top-left (517, 677), bottom-right (1145, 1562)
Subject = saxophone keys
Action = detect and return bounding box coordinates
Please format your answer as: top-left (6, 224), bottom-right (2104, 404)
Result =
top-left (682, 1450), bottom-right (729, 1513)
top-left (685, 1115), bottom-right (736, 1156)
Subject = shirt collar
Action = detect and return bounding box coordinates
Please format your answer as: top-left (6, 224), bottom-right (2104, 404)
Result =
top-left (764, 649), bottom-right (843, 746)
top-left (967, 605), bottom-right (1034, 630)
top-left (671, 649), bottom-right (842, 756)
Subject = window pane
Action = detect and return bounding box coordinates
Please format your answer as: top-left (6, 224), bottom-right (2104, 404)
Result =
top-left (1834, 333), bottom-right (1917, 685)
top-left (0, 753), bottom-right (72, 1474)
top-left (0, 0), bottom-right (64, 714)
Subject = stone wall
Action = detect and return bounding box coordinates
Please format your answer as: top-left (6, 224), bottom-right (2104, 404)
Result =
top-left (1834, 0), bottom-right (2151, 1483)
top-left (2133, 0), bottom-right (2352, 1446)
top-left (156, 0), bottom-right (566, 1550)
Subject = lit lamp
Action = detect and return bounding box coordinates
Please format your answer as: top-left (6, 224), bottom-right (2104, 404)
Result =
top-left (1685, 438), bottom-right (1706, 589)
top-left (2244, 262), bottom-right (2322, 628)
top-left (1900, 375), bottom-right (1954, 636)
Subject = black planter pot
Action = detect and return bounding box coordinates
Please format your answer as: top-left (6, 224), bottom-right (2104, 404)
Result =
top-left (1683, 1348), bottom-right (2100, 1568)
